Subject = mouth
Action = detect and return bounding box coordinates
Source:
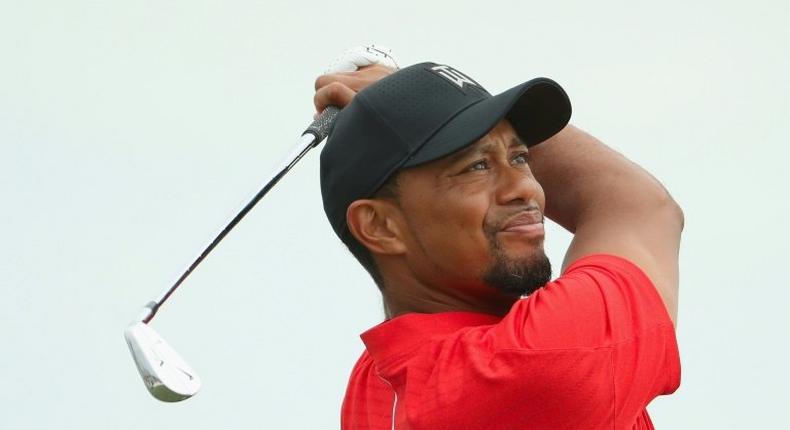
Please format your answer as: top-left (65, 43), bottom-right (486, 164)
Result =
top-left (499, 210), bottom-right (545, 237)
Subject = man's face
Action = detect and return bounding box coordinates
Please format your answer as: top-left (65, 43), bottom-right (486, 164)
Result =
top-left (393, 120), bottom-right (551, 301)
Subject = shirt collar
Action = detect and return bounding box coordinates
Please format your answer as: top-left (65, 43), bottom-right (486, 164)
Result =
top-left (361, 311), bottom-right (502, 369)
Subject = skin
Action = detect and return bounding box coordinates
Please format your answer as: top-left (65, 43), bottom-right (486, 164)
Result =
top-left (348, 121), bottom-right (548, 317)
top-left (315, 65), bottom-right (683, 323)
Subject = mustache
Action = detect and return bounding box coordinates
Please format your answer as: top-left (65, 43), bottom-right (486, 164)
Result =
top-left (483, 206), bottom-right (544, 236)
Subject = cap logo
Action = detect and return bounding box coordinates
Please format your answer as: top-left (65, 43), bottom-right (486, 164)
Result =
top-left (429, 64), bottom-right (480, 90)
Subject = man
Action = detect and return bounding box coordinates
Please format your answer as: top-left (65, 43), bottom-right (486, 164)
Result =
top-left (313, 62), bottom-right (683, 429)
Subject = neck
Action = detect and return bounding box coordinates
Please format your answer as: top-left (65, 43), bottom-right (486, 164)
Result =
top-left (380, 269), bottom-right (517, 319)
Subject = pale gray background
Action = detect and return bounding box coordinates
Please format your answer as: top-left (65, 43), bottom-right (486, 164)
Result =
top-left (1, 0), bottom-right (788, 428)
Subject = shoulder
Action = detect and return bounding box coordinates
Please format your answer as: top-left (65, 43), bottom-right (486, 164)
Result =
top-left (493, 253), bottom-right (675, 350)
top-left (345, 350), bottom-right (385, 391)
top-left (554, 253), bottom-right (673, 328)
top-left (341, 350), bottom-right (395, 430)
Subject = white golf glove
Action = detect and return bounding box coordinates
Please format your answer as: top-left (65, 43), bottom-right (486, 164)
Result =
top-left (324, 45), bottom-right (399, 74)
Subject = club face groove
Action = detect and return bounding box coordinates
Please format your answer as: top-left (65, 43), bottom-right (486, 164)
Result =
top-left (124, 322), bottom-right (201, 402)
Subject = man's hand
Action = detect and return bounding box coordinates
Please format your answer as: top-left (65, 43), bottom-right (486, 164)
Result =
top-left (313, 64), bottom-right (395, 117)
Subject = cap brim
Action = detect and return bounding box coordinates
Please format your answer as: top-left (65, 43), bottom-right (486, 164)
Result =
top-left (403, 77), bottom-right (571, 167)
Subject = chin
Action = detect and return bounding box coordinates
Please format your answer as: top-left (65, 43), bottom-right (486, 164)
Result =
top-left (502, 241), bottom-right (546, 261)
top-left (482, 246), bottom-right (553, 297)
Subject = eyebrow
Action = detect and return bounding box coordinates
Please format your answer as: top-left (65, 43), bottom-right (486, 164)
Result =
top-left (445, 136), bottom-right (528, 164)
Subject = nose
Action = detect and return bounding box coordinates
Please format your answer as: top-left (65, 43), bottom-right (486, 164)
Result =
top-left (494, 164), bottom-right (544, 207)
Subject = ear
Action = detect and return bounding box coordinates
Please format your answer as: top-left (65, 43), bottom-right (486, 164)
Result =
top-left (346, 199), bottom-right (407, 255)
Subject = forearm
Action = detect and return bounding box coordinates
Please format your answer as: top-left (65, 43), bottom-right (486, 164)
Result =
top-left (529, 124), bottom-right (681, 233)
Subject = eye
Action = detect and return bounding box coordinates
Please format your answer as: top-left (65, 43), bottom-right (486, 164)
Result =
top-left (511, 152), bottom-right (529, 165)
top-left (465, 159), bottom-right (489, 172)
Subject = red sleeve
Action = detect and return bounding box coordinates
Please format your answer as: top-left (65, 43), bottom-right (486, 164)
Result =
top-left (494, 254), bottom-right (677, 348)
top-left (487, 254), bottom-right (681, 422)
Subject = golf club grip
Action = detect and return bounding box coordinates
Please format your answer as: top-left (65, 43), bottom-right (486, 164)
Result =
top-left (303, 106), bottom-right (340, 143)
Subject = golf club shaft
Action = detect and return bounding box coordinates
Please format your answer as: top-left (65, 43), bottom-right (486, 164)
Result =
top-left (141, 107), bottom-right (340, 324)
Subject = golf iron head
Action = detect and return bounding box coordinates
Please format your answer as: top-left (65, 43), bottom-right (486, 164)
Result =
top-left (124, 320), bottom-right (201, 402)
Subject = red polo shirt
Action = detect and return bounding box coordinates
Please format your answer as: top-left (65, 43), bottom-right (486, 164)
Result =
top-left (341, 254), bottom-right (680, 429)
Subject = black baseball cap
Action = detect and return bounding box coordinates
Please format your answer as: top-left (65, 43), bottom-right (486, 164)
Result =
top-left (320, 62), bottom-right (571, 242)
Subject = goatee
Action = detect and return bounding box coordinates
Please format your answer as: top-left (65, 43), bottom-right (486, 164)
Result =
top-left (482, 247), bottom-right (552, 297)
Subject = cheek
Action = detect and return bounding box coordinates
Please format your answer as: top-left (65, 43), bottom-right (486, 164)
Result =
top-left (535, 181), bottom-right (546, 211)
top-left (403, 188), bottom-right (493, 273)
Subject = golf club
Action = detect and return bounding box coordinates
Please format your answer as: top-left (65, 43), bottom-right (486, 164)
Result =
top-left (123, 109), bottom-right (337, 401)
top-left (124, 45), bottom-right (398, 402)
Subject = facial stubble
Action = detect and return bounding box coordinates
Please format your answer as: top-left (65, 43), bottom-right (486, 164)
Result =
top-left (481, 226), bottom-right (552, 297)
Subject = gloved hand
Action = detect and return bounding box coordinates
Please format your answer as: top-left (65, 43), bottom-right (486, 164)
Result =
top-left (313, 45), bottom-right (399, 117)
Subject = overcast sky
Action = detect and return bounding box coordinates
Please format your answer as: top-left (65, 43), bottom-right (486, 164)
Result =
top-left (1, 1), bottom-right (788, 428)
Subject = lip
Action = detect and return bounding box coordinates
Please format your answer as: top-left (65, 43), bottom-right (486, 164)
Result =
top-left (500, 210), bottom-right (545, 236)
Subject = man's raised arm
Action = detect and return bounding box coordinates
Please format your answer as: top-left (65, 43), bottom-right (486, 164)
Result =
top-left (529, 125), bottom-right (684, 323)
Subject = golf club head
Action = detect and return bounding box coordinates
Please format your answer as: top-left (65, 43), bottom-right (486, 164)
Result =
top-left (124, 321), bottom-right (201, 402)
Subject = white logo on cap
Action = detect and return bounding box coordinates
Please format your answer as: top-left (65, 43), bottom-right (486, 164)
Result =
top-left (430, 65), bottom-right (478, 89)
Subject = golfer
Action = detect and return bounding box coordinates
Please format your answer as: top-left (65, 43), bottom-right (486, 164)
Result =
top-left (313, 62), bottom-right (682, 429)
